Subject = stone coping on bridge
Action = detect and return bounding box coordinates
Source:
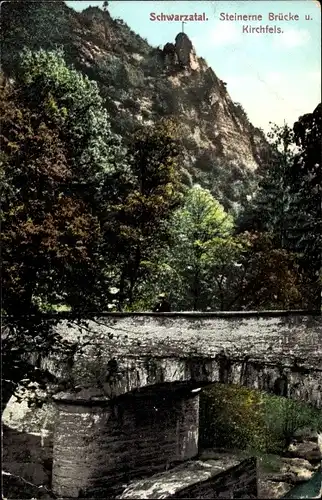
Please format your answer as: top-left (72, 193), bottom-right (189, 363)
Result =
top-left (117, 457), bottom-right (257, 499)
top-left (35, 312), bottom-right (322, 406)
top-left (52, 312), bottom-right (321, 369)
top-left (5, 309), bottom-right (321, 321)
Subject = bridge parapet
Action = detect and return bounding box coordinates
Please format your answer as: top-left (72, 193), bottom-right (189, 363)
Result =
top-left (45, 312), bottom-right (321, 407)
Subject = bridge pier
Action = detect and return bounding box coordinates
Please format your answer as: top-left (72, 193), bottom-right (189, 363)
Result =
top-left (51, 384), bottom-right (200, 497)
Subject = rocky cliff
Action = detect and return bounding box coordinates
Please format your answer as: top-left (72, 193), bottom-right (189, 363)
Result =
top-left (1, 1), bottom-right (272, 211)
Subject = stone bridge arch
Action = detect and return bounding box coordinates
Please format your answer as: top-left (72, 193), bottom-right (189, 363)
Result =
top-left (32, 311), bottom-right (322, 497)
top-left (50, 311), bottom-right (321, 407)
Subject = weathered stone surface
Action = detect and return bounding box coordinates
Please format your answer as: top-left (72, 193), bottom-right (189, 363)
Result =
top-left (198, 449), bottom-right (246, 469)
top-left (174, 33), bottom-right (199, 71)
top-left (51, 389), bottom-right (200, 498)
top-left (118, 457), bottom-right (257, 499)
top-left (2, 470), bottom-right (54, 499)
top-left (258, 479), bottom-right (293, 498)
top-left (268, 457), bottom-right (319, 483)
top-left (199, 447), bottom-right (322, 497)
top-left (163, 43), bottom-right (177, 68)
top-left (43, 312), bottom-right (322, 407)
top-left (286, 441), bottom-right (322, 463)
top-left (2, 390), bottom-right (58, 498)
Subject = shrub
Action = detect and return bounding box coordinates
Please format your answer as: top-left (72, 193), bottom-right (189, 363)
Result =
top-left (199, 383), bottom-right (322, 454)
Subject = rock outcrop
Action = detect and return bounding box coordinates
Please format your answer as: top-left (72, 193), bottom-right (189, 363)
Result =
top-left (163, 43), bottom-right (177, 68)
top-left (268, 457), bottom-right (319, 483)
top-left (173, 33), bottom-right (199, 70)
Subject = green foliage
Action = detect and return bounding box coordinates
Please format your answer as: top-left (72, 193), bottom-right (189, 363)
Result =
top-left (133, 187), bottom-right (304, 311)
top-left (263, 396), bottom-right (322, 449)
top-left (1, 1), bottom-right (71, 75)
top-left (163, 185), bottom-right (236, 310)
top-left (200, 384), bottom-right (322, 454)
top-left (238, 123), bottom-right (295, 245)
top-left (200, 384), bottom-right (266, 451)
top-left (235, 232), bottom-right (304, 310)
top-left (1, 49), bottom-right (128, 314)
top-left (103, 118), bottom-right (183, 309)
top-left (237, 113), bottom-right (321, 309)
top-left (16, 48), bottom-right (125, 195)
top-left (287, 104), bottom-right (322, 307)
top-left (1, 86), bottom-right (92, 313)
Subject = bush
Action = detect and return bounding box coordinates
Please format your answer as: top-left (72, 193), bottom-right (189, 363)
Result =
top-left (263, 396), bottom-right (322, 449)
top-left (199, 383), bottom-right (322, 454)
top-left (200, 384), bottom-right (267, 452)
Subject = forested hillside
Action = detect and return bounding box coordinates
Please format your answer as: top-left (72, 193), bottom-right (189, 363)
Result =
top-left (1, 0), bottom-right (273, 213)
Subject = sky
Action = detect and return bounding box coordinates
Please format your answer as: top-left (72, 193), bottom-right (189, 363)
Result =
top-left (65, 1), bottom-right (321, 132)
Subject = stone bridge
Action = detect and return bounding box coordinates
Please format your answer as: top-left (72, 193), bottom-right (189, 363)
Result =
top-left (52, 311), bottom-right (321, 405)
top-left (26, 312), bottom-right (322, 497)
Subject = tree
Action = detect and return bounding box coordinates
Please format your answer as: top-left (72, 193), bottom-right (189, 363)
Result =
top-left (2, 48), bottom-right (129, 311)
top-left (16, 48), bottom-right (126, 205)
top-left (1, 49), bottom-right (127, 405)
top-left (103, 119), bottom-right (183, 309)
top-left (236, 114), bottom-right (320, 310)
top-left (237, 123), bottom-right (295, 249)
top-left (201, 235), bottom-right (249, 311)
top-left (287, 104), bottom-right (322, 308)
top-left (154, 185), bottom-right (235, 311)
top-left (235, 232), bottom-right (304, 310)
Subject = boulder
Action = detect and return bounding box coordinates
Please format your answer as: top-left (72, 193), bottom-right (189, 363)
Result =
top-left (162, 42), bottom-right (177, 68)
top-left (282, 457), bottom-right (319, 472)
top-left (293, 428), bottom-right (319, 443)
top-left (267, 457), bottom-right (319, 484)
top-left (258, 479), bottom-right (292, 499)
top-left (174, 33), bottom-right (199, 70)
top-left (286, 440), bottom-right (322, 463)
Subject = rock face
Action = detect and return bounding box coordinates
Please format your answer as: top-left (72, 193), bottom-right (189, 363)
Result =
top-left (2, 390), bottom-right (57, 499)
top-left (163, 43), bottom-right (177, 68)
top-left (258, 479), bottom-right (293, 499)
top-left (174, 33), bottom-right (199, 70)
top-left (1, 1), bottom-right (273, 211)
